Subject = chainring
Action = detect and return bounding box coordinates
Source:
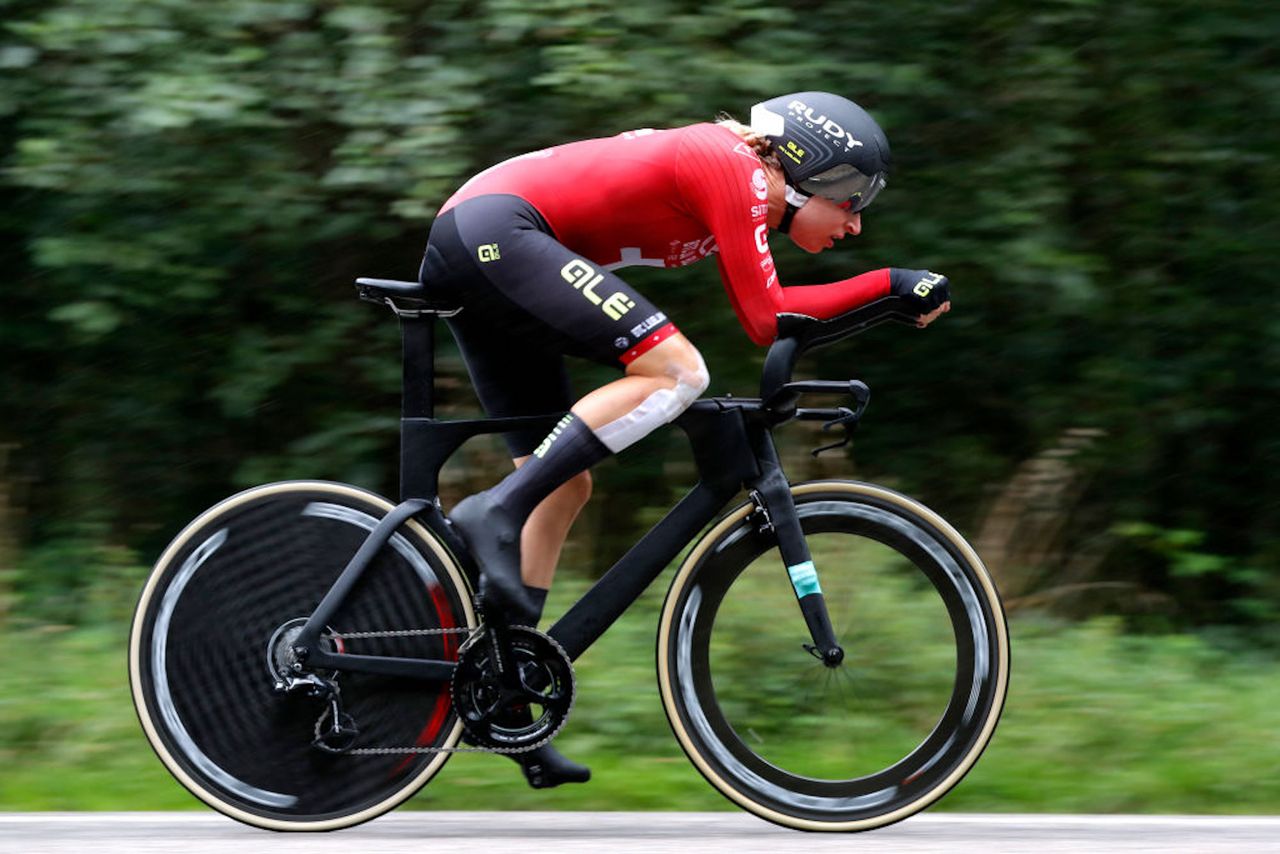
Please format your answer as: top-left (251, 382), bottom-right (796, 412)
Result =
top-left (451, 625), bottom-right (575, 752)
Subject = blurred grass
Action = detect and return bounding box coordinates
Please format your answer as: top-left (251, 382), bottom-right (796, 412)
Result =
top-left (1, 570), bottom-right (1277, 813)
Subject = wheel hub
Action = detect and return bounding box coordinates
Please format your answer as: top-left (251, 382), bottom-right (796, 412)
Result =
top-left (266, 617), bottom-right (342, 681)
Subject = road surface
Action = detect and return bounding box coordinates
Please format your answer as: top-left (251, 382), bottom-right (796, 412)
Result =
top-left (1, 811), bottom-right (1277, 853)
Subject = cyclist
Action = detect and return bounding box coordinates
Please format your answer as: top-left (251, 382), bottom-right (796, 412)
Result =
top-left (421, 91), bottom-right (950, 788)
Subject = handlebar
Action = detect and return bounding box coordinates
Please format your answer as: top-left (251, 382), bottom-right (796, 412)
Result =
top-left (702, 376), bottom-right (873, 457)
top-left (760, 296), bottom-right (918, 399)
top-left (763, 380), bottom-right (867, 416)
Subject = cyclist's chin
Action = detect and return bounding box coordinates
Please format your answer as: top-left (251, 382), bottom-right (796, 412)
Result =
top-left (789, 234), bottom-right (826, 254)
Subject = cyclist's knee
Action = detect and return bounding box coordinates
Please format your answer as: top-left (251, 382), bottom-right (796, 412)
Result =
top-left (595, 337), bottom-right (707, 453)
top-left (627, 335), bottom-right (710, 411)
top-left (670, 348), bottom-right (710, 408)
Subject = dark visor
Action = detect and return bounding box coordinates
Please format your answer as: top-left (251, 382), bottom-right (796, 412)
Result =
top-left (799, 164), bottom-right (887, 213)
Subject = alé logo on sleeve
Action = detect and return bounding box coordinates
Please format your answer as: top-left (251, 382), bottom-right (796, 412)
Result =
top-left (561, 259), bottom-right (637, 321)
top-left (913, 271), bottom-right (946, 298)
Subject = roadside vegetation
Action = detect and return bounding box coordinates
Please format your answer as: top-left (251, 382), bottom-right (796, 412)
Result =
top-left (1, 567), bottom-right (1276, 813)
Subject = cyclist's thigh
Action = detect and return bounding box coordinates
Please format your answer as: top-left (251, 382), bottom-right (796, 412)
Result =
top-left (424, 197), bottom-right (577, 457)
top-left (446, 315), bottom-right (574, 457)
top-left (438, 194), bottom-right (678, 369)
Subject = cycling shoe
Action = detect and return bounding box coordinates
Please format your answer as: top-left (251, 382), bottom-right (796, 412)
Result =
top-left (518, 743), bottom-right (592, 789)
top-left (449, 492), bottom-right (536, 624)
top-left (460, 737), bottom-right (591, 789)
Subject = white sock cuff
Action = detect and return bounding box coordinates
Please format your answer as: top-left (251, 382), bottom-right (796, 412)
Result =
top-left (595, 357), bottom-right (710, 453)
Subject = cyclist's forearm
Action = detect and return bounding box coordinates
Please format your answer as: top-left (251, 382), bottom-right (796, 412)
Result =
top-left (776, 268), bottom-right (892, 320)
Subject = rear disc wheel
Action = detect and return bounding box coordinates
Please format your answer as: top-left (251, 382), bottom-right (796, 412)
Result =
top-left (129, 481), bottom-right (475, 831)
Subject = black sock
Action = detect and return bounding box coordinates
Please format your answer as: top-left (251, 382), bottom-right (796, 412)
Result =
top-left (523, 584), bottom-right (549, 625)
top-left (488, 413), bottom-right (610, 521)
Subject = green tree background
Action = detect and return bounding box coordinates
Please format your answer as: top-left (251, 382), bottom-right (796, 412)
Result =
top-left (1, 0), bottom-right (1277, 813)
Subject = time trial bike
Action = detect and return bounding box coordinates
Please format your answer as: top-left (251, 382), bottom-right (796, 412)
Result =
top-left (128, 275), bottom-right (1009, 833)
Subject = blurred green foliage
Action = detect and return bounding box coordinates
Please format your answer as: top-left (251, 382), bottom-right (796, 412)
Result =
top-left (3, 0), bottom-right (1277, 633)
top-left (1, 577), bottom-right (1278, 813)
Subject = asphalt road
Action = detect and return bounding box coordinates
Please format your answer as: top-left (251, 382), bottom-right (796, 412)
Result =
top-left (2, 812), bottom-right (1277, 854)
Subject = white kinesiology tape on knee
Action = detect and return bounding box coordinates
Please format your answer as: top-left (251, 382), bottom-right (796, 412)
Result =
top-left (596, 353), bottom-right (710, 453)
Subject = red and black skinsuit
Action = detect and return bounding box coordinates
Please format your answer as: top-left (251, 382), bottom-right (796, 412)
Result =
top-left (421, 123), bottom-right (890, 453)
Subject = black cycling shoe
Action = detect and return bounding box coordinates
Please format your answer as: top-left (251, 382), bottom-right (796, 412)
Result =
top-left (518, 743), bottom-right (592, 789)
top-left (460, 736), bottom-right (591, 789)
top-left (449, 492), bottom-right (537, 624)
top-left (461, 718), bottom-right (591, 790)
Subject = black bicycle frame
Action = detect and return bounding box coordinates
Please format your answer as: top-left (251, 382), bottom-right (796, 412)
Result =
top-left (294, 293), bottom-right (911, 680)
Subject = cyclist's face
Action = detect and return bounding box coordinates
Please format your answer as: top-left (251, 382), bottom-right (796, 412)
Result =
top-left (788, 197), bottom-right (862, 254)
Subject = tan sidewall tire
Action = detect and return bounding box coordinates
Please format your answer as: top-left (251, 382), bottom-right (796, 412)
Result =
top-left (656, 479), bottom-right (1009, 832)
top-left (128, 480), bottom-right (476, 832)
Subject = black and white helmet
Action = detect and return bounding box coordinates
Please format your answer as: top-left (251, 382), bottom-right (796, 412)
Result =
top-left (750, 92), bottom-right (891, 212)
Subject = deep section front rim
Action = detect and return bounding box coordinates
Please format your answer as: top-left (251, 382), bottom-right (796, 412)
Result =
top-left (657, 480), bottom-right (1009, 831)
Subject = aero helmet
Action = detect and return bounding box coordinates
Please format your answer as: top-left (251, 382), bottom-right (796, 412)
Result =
top-left (750, 92), bottom-right (891, 212)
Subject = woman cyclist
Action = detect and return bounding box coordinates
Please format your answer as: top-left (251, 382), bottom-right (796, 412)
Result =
top-left (420, 91), bottom-right (951, 788)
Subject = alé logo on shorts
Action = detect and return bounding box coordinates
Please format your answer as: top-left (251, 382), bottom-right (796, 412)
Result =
top-left (560, 259), bottom-right (636, 321)
top-left (477, 243), bottom-right (500, 263)
top-left (786, 100), bottom-right (865, 150)
top-left (533, 413), bottom-right (575, 458)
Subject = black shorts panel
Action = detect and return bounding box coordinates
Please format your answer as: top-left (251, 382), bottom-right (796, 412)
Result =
top-left (446, 318), bottom-right (575, 458)
top-left (421, 194), bottom-right (673, 456)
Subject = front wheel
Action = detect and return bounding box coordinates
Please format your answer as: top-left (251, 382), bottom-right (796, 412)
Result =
top-left (129, 481), bottom-right (476, 831)
top-left (657, 480), bottom-right (1009, 831)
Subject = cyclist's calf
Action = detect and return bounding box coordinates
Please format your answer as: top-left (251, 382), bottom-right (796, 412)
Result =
top-left (539, 469), bottom-right (593, 512)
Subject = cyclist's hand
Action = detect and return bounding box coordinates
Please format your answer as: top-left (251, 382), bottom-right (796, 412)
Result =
top-left (890, 268), bottom-right (951, 327)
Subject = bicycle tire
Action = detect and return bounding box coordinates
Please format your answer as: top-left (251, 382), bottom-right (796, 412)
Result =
top-left (129, 481), bottom-right (476, 831)
top-left (657, 480), bottom-right (1009, 831)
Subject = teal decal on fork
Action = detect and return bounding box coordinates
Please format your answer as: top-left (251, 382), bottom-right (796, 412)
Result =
top-left (787, 560), bottom-right (822, 597)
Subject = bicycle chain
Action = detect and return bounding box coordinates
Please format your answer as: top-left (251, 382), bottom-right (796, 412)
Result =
top-left (313, 626), bottom-right (557, 756)
top-left (325, 627), bottom-right (472, 640)
top-left (311, 705), bottom-right (547, 756)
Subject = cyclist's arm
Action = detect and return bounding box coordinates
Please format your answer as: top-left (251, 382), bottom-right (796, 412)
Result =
top-left (776, 270), bottom-right (892, 320)
top-left (708, 230), bottom-right (894, 343)
top-left (675, 126), bottom-right (782, 345)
